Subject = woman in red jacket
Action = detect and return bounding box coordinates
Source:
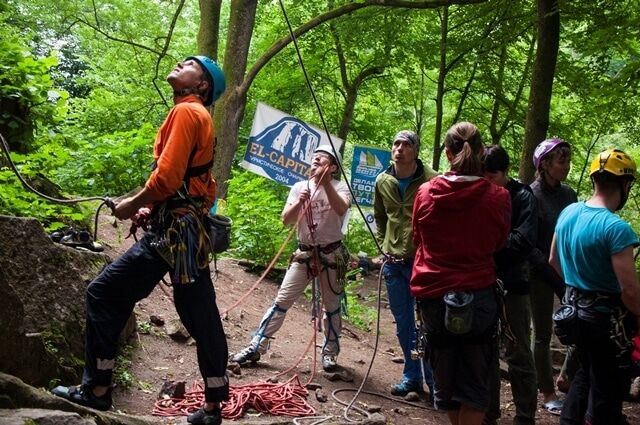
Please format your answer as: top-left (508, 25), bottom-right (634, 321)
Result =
top-left (411, 122), bottom-right (510, 425)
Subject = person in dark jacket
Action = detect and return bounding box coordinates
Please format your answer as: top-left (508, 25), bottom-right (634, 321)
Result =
top-left (482, 145), bottom-right (538, 425)
top-left (528, 138), bottom-right (577, 413)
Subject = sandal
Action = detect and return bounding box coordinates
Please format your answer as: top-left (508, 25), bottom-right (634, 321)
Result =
top-left (543, 399), bottom-right (563, 416)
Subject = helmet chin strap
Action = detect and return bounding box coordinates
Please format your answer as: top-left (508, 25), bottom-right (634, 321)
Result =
top-left (616, 181), bottom-right (630, 211)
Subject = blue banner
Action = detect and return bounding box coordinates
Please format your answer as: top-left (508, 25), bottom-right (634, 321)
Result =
top-left (350, 145), bottom-right (391, 207)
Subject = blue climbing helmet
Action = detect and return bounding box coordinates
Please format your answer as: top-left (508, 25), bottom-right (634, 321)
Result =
top-left (185, 55), bottom-right (226, 106)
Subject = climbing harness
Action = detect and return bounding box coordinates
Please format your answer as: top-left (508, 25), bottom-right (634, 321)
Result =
top-left (494, 279), bottom-right (516, 343)
top-left (411, 304), bottom-right (428, 361)
top-left (557, 286), bottom-right (636, 367)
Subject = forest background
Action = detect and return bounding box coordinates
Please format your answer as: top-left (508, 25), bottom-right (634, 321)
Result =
top-left (1, 0), bottom-right (640, 268)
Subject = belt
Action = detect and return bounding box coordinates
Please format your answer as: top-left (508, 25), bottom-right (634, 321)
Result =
top-left (385, 254), bottom-right (412, 264)
top-left (298, 240), bottom-right (342, 254)
top-left (565, 286), bottom-right (622, 309)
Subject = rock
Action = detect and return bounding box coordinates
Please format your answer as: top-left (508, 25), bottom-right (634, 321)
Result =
top-left (392, 407), bottom-right (407, 415)
top-left (227, 363), bottom-right (242, 376)
top-left (315, 388), bottom-right (328, 402)
top-left (404, 391), bottom-right (420, 402)
top-left (0, 372), bottom-right (158, 425)
top-left (157, 380), bottom-right (186, 399)
top-left (0, 408), bottom-right (97, 424)
top-left (306, 382), bottom-right (322, 390)
top-left (322, 369), bottom-right (354, 382)
top-left (149, 315), bottom-right (164, 326)
top-left (0, 216), bottom-right (135, 387)
top-left (364, 404), bottom-right (382, 413)
top-left (362, 412), bottom-right (386, 424)
top-left (391, 356), bottom-right (404, 364)
top-left (165, 318), bottom-right (190, 341)
top-left (630, 377), bottom-right (640, 401)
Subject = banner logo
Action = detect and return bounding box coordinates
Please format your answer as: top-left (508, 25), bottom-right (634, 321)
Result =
top-left (350, 146), bottom-right (390, 207)
top-left (241, 102), bottom-right (343, 186)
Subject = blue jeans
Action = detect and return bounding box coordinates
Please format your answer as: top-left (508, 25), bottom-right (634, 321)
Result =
top-left (384, 261), bottom-right (434, 390)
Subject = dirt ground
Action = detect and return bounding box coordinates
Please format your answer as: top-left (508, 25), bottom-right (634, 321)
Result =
top-left (95, 215), bottom-right (640, 425)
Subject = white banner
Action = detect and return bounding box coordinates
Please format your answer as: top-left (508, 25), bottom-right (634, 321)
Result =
top-left (240, 102), bottom-right (343, 187)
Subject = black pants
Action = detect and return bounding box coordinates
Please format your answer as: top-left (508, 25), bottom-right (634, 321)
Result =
top-left (560, 319), bottom-right (631, 425)
top-left (82, 231), bottom-right (229, 402)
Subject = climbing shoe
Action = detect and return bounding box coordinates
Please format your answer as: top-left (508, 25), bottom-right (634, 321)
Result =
top-left (231, 346), bottom-right (261, 365)
top-left (187, 407), bottom-right (222, 425)
top-left (51, 384), bottom-right (112, 411)
top-left (390, 380), bottom-right (423, 396)
top-left (321, 354), bottom-right (337, 372)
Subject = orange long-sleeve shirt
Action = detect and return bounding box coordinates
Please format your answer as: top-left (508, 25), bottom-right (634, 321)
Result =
top-left (145, 95), bottom-right (217, 208)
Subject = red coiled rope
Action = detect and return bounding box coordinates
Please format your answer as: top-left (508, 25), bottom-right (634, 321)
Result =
top-left (152, 376), bottom-right (315, 420)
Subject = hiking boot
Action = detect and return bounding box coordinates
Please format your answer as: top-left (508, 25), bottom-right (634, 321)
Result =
top-left (231, 346), bottom-right (261, 365)
top-left (51, 384), bottom-right (112, 411)
top-left (390, 380), bottom-right (423, 396)
top-left (187, 407), bottom-right (222, 425)
top-left (321, 354), bottom-right (337, 372)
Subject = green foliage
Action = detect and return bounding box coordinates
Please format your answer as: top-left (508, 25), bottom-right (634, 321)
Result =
top-left (0, 170), bottom-right (87, 230)
top-left (52, 124), bottom-right (155, 197)
top-left (343, 212), bottom-right (380, 259)
top-left (343, 272), bottom-right (378, 332)
top-left (41, 328), bottom-right (61, 356)
top-left (137, 380), bottom-right (153, 392)
top-left (3, 0), bottom-right (640, 261)
top-left (113, 344), bottom-right (135, 390)
top-left (224, 168), bottom-right (296, 267)
top-left (0, 14), bottom-right (68, 144)
top-left (113, 343), bottom-right (154, 391)
top-left (137, 320), bottom-right (164, 337)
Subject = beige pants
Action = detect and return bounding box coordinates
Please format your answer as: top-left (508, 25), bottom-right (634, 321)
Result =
top-left (249, 248), bottom-right (343, 356)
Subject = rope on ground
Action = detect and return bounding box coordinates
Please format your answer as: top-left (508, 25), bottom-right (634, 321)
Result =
top-left (331, 388), bottom-right (435, 411)
top-left (152, 377), bottom-right (316, 420)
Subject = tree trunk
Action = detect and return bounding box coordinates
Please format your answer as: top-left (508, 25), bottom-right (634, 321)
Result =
top-left (213, 0), bottom-right (489, 197)
top-left (518, 0), bottom-right (560, 184)
top-left (490, 46), bottom-right (507, 144)
top-left (432, 6), bottom-right (448, 172)
top-left (212, 0), bottom-right (258, 198)
top-left (197, 0), bottom-right (221, 60)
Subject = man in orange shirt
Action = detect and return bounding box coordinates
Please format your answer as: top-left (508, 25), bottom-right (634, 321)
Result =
top-left (52, 56), bottom-right (228, 425)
